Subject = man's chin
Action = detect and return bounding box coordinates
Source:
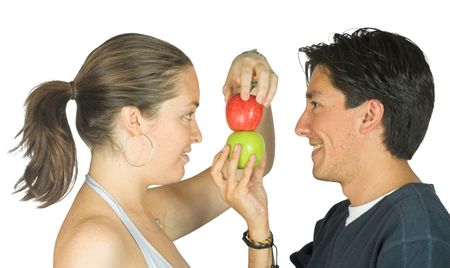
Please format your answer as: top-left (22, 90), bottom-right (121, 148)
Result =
top-left (312, 169), bottom-right (337, 183)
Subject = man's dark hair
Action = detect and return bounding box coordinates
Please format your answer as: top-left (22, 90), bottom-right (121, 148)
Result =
top-left (299, 27), bottom-right (434, 160)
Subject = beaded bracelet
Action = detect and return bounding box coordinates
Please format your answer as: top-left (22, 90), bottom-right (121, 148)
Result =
top-left (242, 230), bottom-right (279, 267)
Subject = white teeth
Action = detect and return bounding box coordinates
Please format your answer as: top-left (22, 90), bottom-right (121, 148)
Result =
top-left (313, 144), bottom-right (324, 151)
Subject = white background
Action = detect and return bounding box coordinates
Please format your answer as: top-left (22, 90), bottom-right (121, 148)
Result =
top-left (1, 1), bottom-right (449, 267)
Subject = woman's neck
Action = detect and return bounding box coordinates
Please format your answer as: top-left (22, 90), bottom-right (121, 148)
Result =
top-left (88, 148), bottom-right (149, 213)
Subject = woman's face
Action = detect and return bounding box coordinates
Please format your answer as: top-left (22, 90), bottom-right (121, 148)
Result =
top-left (145, 66), bottom-right (202, 184)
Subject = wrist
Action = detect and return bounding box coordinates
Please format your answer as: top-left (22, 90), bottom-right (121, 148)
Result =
top-left (235, 49), bottom-right (276, 77)
top-left (243, 229), bottom-right (272, 249)
top-left (248, 222), bottom-right (270, 242)
top-left (243, 226), bottom-right (279, 268)
top-left (238, 49), bottom-right (267, 60)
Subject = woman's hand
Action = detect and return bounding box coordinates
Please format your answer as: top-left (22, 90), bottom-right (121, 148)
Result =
top-left (210, 144), bottom-right (269, 229)
top-left (223, 50), bottom-right (277, 107)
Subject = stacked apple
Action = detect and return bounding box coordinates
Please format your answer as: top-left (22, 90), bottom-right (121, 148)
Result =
top-left (225, 94), bottom-right (265, 169)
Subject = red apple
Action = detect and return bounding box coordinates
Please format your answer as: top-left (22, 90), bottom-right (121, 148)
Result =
top-left (226, 131), bottom-right (265, 169)
top-left (226, 94), bottom-right (263, 131)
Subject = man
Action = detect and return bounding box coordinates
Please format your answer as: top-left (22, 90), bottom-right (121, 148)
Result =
top-left (211, 28), bottom-right (450, 267)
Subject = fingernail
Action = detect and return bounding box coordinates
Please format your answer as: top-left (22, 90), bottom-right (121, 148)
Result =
top-left (257, 95), bottom-right (264, 103)
top-left (250, 154), bottom-right (256, 161)
top-left (234, 144), bottom-right (240, 152)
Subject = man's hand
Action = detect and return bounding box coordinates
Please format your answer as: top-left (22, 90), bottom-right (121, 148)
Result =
top-left (223, 50), bottom-right (277, 107)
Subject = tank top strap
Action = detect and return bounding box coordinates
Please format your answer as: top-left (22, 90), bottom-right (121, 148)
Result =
top-left (85, 174), bottom-right (172, 268)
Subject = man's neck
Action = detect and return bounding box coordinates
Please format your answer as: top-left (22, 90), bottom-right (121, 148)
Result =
top-left (342, 157), bottom-right (421, 206)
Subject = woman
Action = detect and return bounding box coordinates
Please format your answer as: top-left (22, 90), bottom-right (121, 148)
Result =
top-left (13, 33), bottom-right (277, 267)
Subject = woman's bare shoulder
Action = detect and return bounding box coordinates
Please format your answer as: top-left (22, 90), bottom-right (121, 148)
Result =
top-left (54, 215), bottom-right (127, 268)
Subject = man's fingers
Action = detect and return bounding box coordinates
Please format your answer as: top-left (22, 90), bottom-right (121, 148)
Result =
top-left (264, 72), bottom-right (278, 106)
top-left (254, 68), bottom-right (271, 105)
top-left (239, 67), bottom-right (253, 101)
top-left (222, 74), bottom-right (234, 102)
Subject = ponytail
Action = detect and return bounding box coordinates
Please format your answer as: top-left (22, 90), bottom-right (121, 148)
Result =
top-left (12, 81), bottom-right (77, 208)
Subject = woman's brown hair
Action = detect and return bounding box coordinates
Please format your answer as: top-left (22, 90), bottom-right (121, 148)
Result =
top-left (12, 33), bottom-right (192, 207)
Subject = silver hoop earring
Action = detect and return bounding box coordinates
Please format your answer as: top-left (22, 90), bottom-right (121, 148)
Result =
top-left (122, 134), bottom-right (154, 167)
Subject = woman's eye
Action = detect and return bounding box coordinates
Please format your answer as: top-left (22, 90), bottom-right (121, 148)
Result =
top-left (311, 101), bottom-right (319, 109)
top-left (185, 112), bottom-right (194, 120)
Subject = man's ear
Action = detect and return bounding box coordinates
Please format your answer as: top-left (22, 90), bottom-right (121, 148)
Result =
top-left (360, 99), bottom-right (384, 134)
top-left (120, 106), bottom-right (142, 135)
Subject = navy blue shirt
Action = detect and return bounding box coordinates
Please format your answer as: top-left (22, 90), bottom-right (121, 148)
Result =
top-left (290, 183), bottom-right (450, 267)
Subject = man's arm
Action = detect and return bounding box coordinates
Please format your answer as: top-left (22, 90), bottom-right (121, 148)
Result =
top-left (144, 51), bottom-right (276, 241)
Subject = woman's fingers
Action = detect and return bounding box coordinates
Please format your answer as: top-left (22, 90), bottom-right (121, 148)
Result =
top-left (225, 144), bottom-right (242, 190)
top-left (210, 145), bottom-right (230, 189)
top-left (236, 154), bottom-right (256, 192)
top-left (251, 153), bottom-right (267, 184)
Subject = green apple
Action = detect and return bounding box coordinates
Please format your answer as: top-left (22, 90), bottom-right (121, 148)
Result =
top-left (226, 131), bottom-right (265, 169)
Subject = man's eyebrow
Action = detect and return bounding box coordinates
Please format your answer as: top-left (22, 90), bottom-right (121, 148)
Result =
top-left (306, 90), bottom-right (322, 99)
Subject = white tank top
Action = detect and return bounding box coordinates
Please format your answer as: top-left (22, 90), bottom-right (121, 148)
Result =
top-left (86, 174), bottom-right (173, 268)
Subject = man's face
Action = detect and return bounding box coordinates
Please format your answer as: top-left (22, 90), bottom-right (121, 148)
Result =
top-left (295, 66), bottom-right (364, 183)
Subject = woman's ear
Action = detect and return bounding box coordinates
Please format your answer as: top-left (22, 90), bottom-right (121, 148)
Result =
top-left (360, 99), bottom-right (384, 134)
top-left (120, 106), bottom-right (142, 135)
